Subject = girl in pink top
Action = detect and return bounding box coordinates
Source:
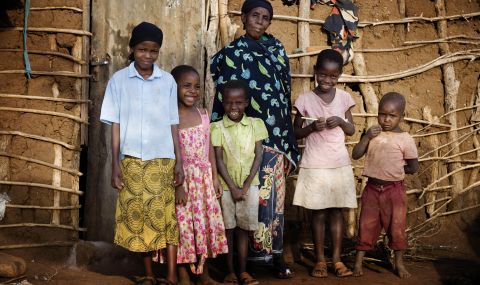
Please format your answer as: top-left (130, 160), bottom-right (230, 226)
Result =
top-left (292, 49), bottom-right (357, 278)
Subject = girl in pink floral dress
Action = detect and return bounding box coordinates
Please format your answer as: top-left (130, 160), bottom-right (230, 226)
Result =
top-left (156, 65), bottom-right (228, 284)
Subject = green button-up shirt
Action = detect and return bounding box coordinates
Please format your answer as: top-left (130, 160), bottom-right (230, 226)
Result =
top-left (211, 115), bottom-right (268, 189)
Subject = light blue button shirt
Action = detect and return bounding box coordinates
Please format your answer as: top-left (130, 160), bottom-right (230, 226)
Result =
top-left (100, 62), bottom-right (178, 161)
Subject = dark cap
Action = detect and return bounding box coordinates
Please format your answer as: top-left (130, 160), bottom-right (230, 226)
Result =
top-left (129, 22), bottom-right (163, 48)
top-left (241, 0), bottom-right (273, 19)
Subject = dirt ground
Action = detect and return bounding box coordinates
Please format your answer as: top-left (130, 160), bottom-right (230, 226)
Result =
top-left (1, 0), bottom-right (480, 284)
top-left (2, 250), bottom-right (479, 285)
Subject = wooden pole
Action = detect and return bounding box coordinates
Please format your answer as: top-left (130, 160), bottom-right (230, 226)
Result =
top-left (218, 0), bottom-right (229, 47)
top-left (0, 180), bottom-right (83, 195)
top-left (435, 0), bottom-right (464, 207)
top-left (352, 30), bottom-right (378, 127)
top-left (205, 0), bottom-right (219, 112)
top-left (0, 27), bottom-right (92, 36)
top-left (0, 131), bottom-right (79, 150)
top-left (0, 152), bottom-right (82, 176)
top-left (51, 145), bottom-right (62, 225)
top-left (298, 0), bottom-right (311, 95)
top-left (422, 107), bottom-right (443, 216)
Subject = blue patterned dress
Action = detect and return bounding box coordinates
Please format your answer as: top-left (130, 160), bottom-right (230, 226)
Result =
top-left (210, 34), bottom-right (300, 263)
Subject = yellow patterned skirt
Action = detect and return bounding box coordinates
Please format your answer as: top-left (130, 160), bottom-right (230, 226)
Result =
top-left (114, 157), bottom-right (179, 252)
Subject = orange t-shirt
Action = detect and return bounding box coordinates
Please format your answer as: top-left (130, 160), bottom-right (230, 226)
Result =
top-left (362, 132), bottom-right (418, 181)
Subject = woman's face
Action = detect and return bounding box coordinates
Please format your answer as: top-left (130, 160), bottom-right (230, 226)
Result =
top-left (242, 7), bottom-right (271, 40)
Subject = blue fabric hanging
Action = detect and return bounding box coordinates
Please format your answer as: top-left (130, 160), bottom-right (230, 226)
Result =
top-left (23, 0), bottom-right (32, 79)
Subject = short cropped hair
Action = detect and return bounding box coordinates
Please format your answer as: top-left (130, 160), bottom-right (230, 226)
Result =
top-left (222, 80), bottom-right (250, 101)
top-left (379, 92), bottom-right (406, 114)
top-left (171, 65), bottom-right (199, 82)
top-left (314, 49), bottom-right (344, 72)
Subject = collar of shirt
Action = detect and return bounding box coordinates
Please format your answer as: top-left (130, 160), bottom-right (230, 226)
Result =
top-left (127, 62), bottom-right (163, 80)
top-left (223, 114), bottom-right (250, 128)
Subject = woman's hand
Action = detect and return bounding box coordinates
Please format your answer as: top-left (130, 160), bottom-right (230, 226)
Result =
top-left (111, 164), bottom-right (124, 190)
top-left (173, 161), bottom-right (184, 187)
top-left (326, 116), bottom-right (345, 129)
top-left (175, 185), bottom-right (188, 206)
top-left (213, 177), bottom-right (223, 199)
top-left (284, 158), bottom-right (293, 176)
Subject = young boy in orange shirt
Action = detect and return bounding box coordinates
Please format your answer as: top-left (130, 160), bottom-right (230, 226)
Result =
top-left (352, 92), bottom-right (419, 278)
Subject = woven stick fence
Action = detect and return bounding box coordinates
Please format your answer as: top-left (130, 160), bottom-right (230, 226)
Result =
top-left (0, 0), bottom-right (90, 248)
top-left (204, 0), bottom-right (480, 248)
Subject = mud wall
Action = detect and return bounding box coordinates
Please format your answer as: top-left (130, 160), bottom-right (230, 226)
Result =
top-left (85, 0), bottom-right (205, 241)
top-left (220, 0), bottom-right (480, 253)
top-left (0, 0), bottom-right (89, 248)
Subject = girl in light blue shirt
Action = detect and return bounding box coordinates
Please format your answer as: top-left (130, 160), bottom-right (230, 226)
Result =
top-left (100, 22), bottom-right (183, 285)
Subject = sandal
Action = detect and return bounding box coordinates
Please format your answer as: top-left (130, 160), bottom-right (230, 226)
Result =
top-left (311, 261), bottom-right (328, 278)
top-left (156, 278), bottom-right (177, 285)
top-left (273, 258), bottom-right (294, 279)
top-left (135, 276), bottom-right (157, 285)
top-left (334, 261), bottom-right (353, 277)
top-left (223, 273), bottom-right (239, 284)
top-left (239, 272), bottom-right (259, 285)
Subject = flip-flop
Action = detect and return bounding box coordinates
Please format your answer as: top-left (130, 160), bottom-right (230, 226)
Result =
top-left (273, 259), bottom-right (294, 279)
top-left (135, 276), bottom-right (157, 285)
top-left (334, 261), bottom-right (353, 277)
top-left (223, 273), bottom-right (239, 284)
top-left (311, 261), bottom-right (328, 278)
top-left (238, 272), bottom-right (259, 285)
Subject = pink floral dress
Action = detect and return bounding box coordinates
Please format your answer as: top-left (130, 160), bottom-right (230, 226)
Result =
top-left (172, 109), bottom-right (228, 266)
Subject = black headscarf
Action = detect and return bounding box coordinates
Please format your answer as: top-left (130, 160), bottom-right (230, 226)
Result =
top-left (129, 22), bottom-right (163, 48)
top-left (241, 0), bottom-right (273, 19)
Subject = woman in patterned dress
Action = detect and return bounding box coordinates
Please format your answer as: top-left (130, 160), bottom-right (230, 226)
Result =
top-left (210, 0), bottom-right (299, 278)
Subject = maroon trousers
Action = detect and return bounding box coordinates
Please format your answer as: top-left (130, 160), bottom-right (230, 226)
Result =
top-left (356, 181), bottom-right (408, 251)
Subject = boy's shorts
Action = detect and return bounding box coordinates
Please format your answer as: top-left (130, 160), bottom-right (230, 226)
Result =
top-left (221, 185), bottom-right (259, 231)
top-left (356, 180), bottom-right (408, 251)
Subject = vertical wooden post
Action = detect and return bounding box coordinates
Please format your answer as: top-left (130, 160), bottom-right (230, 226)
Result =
top-left (0, 136), bottom-right (10, 183)
top-left (467, 78), bottom-right (480, 205)
top-left (434, 0), bottom-right (464, 205)
top-left (205, 0), bottom-right (219, 112)
top-left (80, 0), bottom-right (90, 146)
top-left (352, 30), bottom-right (378, 128)
top-left (422, 107), bottom-right (441, 216)
top-left (218, 0), bottom-right (229, 47)
top-left (298, 0), bottom-right (310, 94)
top-left (51, 145), bottom-right (62, 225)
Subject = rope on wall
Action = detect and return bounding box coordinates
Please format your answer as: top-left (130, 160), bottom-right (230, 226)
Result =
top-left (23, 0), bottom-right (32, 79)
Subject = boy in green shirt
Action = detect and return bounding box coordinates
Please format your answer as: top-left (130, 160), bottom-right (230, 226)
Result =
top-left (211, 80), bottom-right (268, 285)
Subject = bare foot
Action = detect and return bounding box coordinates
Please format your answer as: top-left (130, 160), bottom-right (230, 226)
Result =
top-left (395, 264), bottom-right (411, 279)
top-left (353, 262), bottom-right (363, 277)
top-left (394, 250), bottom-right (411, 278)
top-left (353, 250), bottom-right (365, 277)
top-left (178, 265), bottom-right (191, 285)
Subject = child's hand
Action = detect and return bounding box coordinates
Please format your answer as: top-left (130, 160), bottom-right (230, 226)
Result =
top-left (366, 125), bottom-right (382, 139)
top-left (175, 185), bottom-right (188, 206)
top-left (310, 117), bottom-right (326, 132)
top-left (229, 187), bottom-right (244, 202)
top-left (241, 182), bottom-right (251, 198)
top-left (213, 177), bottom-right (223, 199)
top-left (326, 116), bottom-right (345, 129)
top-left (111, 164), bottom-right (124, 190)
top-left (173, 161), bottom-right (184, 187)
